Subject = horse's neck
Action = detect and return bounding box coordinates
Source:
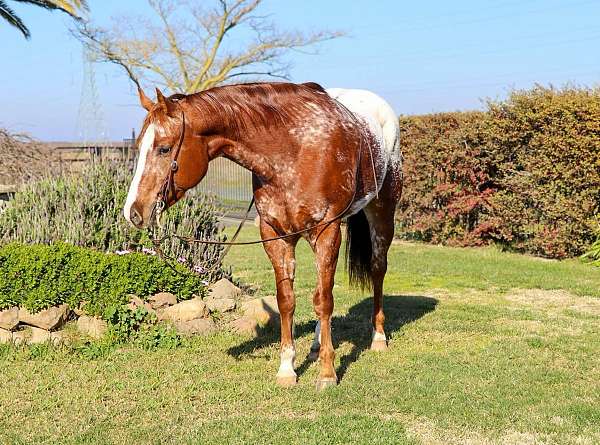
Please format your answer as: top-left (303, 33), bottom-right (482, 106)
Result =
top-left (210, 134), bottom-right (275, 181)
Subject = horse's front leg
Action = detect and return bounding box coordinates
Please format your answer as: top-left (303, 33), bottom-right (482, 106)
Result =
top-left (260, 220), bottom-right (299, 387)
top-left (310, 221), bottom-right (342, 390)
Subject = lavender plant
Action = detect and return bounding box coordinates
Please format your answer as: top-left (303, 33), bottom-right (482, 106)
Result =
top-left (0, 159), bottom-right (226, 281)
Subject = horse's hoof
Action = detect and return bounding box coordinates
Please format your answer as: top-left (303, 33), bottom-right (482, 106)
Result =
top-left (307, 349), bottom-right (320, 362)
top-left (370, 340), bottom-right (388, 352)
top-left (276, 375), bottom-right (297, 388)
top-left (315, 377), bottom-right (337, 391)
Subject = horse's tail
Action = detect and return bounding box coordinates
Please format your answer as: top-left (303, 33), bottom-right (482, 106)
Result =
top-left (345, 210), bottom-right (373, 290)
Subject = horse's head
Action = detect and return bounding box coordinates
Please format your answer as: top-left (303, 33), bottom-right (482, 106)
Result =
top-left (124, 88), bottom-right (209, 228)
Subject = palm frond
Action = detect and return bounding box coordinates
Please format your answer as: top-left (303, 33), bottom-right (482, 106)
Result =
top-left (0, 0), bottom-right (31, 38)
top-left (12, 0), bottom-right (88, 18)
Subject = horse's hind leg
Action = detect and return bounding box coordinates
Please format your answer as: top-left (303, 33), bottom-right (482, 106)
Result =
top-left (260, 220), bottom-right (299, 387)
top-left (309, 221), bottom-right (342, 390)
top-left (364, 172), bottom-right (401, 351)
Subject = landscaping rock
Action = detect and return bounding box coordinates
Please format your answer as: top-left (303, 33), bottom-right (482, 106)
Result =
top-left (159, 297), bottom-right (208, 322)
top-left (126, 295), bottom-right (153, 312)
top-left (0, 307), bottom-right (19, 331)
top-left (12, 330), bottom-right (28, 345)
top-left (205, 297), bottom-right (236, 314)
top-left (174, 318), bottom-right (217, 336)
top-left (240, 296), bottom-right (279, 325)
top-left (29, 327), bottom-right (64, 345)
top-left (29, 327), bottom-right (51, 344)
top-left (0, 328), bottom-right (12, 344)
top-left (77, 315), bottom-right (108, 339)
top-left (149, 292), bottom-right (177, 309)
top-left (208, 278), bottom-right (243, 300)
top-left (228, 316), bottom-right (260, 335)
top-left (19, 304), bottom-right (70, 331)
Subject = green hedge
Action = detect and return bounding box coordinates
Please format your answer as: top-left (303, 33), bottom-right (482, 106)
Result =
top-left (0, 243), bottom-right (207, 315)
top-left (398, 85), bottom-right (600, 258)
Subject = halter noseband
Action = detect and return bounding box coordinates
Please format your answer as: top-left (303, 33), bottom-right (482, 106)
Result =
top-left (154, 105), bottom-right (186, 224)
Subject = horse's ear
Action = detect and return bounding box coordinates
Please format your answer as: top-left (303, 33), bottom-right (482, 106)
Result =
top-left (138, 87), bottom-right (154, 111)
top-left (156, 87), bottom-right (177, 117)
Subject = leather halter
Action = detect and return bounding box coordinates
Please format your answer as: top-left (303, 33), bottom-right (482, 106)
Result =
top-left (154, 106), bottom-right (187, 220)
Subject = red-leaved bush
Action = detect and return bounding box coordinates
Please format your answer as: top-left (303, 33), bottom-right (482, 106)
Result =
top-left (397, 85), bottom-right (600, 258)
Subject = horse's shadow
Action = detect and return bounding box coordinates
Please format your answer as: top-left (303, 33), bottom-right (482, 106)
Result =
top-left (227, 294), bottom-right (438, 382)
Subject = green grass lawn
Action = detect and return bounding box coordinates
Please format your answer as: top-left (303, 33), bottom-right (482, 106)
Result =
top-left (1, 226), bottom-right (599, 444)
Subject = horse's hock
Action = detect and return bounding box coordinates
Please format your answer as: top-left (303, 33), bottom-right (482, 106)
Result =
top-left (0, 278), bottom-right (280, 345)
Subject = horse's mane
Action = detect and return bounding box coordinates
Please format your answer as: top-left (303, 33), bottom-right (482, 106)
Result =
top-left (178, 82), bottom-right (331, 138)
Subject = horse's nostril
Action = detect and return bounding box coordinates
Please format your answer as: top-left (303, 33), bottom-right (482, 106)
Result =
top-left (130, 208), bottom-right (143, 227)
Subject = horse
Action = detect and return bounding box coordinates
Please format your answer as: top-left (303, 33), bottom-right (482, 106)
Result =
top-left (123, 82), bottom-right (402, 390)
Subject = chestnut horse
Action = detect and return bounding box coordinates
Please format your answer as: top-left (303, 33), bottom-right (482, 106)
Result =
top-left (124, 82), bottom-right (402, 389)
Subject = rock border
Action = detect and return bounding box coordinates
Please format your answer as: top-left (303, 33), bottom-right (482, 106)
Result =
top-left (0, 278), bottom-right (279, 345)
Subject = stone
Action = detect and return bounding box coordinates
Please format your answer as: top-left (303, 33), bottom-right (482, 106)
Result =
top-left (205, 297), bottom-right (236, 314)
top-left (228, 316), bottom-right (260, 336)
top-left (149, 292), bottom-right (177, 309)
top-left (159, 298), bottom-right (208, 322)
top-left (0, 328), bottom-right (12, 344)
top-left (50, 331), bottom-right (66, 346)
top-left (173, 318), bottom-right (217, 336)
top-left (29, 327), bottom-right (51, 344)
top-left (12, 330), bottom-right (28, 345)
top-left (72, 302), bottom-right (87, 317)
top-left (208, 278), bottom-right (243, 300)
top-left (19, 304), bottom-right (70, 331)
top-left (240, 296), bottom-right (280, 325)
top-left (27, 327), bottom-right (64, 345)
top-left (126, 295), bottom-right (153, 312)
top-left (0, 307), bottom-right (19, 331)
top-left (77, 315), bottom-right (108, 339)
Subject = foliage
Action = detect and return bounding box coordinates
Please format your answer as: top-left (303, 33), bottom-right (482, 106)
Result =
top-left (104, 305), bottom-right (181, 349)
top-left (398, 85), bottom-right (600, 258)
top-left (0, 159), bottom-right (226, 281)
top-left (485, 85), bottom-right (600, 258)
top-left (0, 0), bottom-right (88, 39)
top-left (0, 242), bottom-right (207, 314)
top-left (73, 0), bottom-right (342, 93)
top-left (398, 111), bottom-right (496, 246)
top-left (582, 230), bottom-right (600, 266)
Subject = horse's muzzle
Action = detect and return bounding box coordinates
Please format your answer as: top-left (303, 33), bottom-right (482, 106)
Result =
top-left (129, 207), bottom-right (144, 228)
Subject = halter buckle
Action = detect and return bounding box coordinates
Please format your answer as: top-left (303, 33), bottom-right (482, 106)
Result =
top-left (170, 160), bottom-right (178, 171)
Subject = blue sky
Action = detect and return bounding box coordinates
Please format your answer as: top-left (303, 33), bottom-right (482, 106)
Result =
top-left (0, 0), bottom-right (598, 141)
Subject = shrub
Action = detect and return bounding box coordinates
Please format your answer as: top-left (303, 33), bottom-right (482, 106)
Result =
top-left (0, 159), bottom-right (226, 279)
top-left (486, 85), bottom-right (600, 258)
top-left (398, 85), bottom-right (600, 258)
top-left (398, 111), bottom-right (497, 246)
top-left (0, 242), bottom-right (207, 315)
top-left (0, 128), bottom-right (59, 186)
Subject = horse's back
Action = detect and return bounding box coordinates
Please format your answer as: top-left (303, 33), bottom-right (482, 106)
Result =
top-left (325, 88), bottom-right (401, 169)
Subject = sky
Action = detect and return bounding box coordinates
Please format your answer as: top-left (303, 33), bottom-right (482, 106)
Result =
top-left (0, 0), bottom-right (598, 141)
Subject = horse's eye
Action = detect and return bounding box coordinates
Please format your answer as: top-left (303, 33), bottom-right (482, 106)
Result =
top-left (158, 146), bottom-right (171, 155)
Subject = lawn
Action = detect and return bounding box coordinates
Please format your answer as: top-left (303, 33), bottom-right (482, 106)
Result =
top-left (1, 226), bottom-right (599, 444)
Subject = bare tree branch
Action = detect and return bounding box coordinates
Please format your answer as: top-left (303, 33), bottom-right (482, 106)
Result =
top-left (72, 0), bottom-right (344, 94)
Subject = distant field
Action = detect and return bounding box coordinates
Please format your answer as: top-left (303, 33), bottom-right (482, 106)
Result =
top-left (0, 226), bottom-right (599, 444)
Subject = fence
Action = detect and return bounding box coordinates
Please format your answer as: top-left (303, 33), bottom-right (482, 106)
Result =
top-left (2, 142), bottom-right (255, 218)
top-left (196, 157), bottom-right (256, 218)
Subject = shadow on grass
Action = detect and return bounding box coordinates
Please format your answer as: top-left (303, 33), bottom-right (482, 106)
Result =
top-left (227, 294), bottom-right (438, 382)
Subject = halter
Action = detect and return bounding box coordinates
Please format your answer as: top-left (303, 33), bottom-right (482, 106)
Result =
top-left (154, 105), bottom-right (187, 226)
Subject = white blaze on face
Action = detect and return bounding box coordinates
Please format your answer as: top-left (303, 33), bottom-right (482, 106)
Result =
top-left (124, 123), bottom-right (155, 223)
